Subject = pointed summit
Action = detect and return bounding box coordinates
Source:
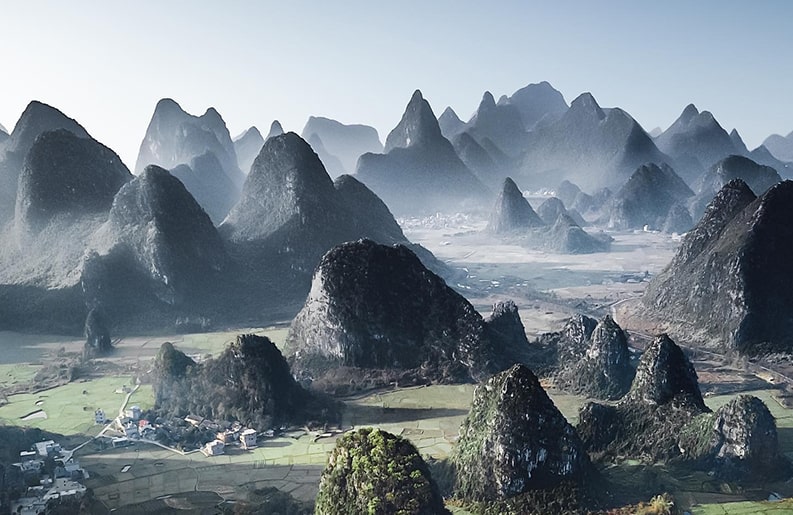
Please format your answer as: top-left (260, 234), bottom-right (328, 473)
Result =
top-left (266, 120), bottom-right (284, 140)
top-left (501, 81), bottom-right (568, 129)
top-left (569, 92), bottom-right (605, 120)
top-left (223, 132), bottom-right (336, 242)
top-left (384, 89), bottom-right (443, 152)
top-left (644, 180), bottom-right (793, 353)
top-left (487, 177), bottom-right (544, 233)
top-left (763, 131), bottom-right (793, 162)
top-left (438, 106), bottom-right (465, 140)
top-left (729, 128), bottom-right (749, 154)
top-left (467, 90), bottom-right (526, 156)
top-left (233, 126), bottom-right (265, 174)
top-left (479, 91), bottom-right (497, 111)
top-left (679, 103), bottom-right (699, 123)
top-left (0, 101), bottom-right (92, 222)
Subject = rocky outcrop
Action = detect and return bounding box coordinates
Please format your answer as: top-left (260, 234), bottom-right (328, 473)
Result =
top-left (356, 90), bottom-right (490, 215)
top-left (643, 180), bottom-right (793, 354)
top-left (15, 129), bottom-right (132, 235)
top-left (678, 395), bottom-right (784, 480)
top-left (452, 364), bottom-right (590, 501)
top-left (153, 335), bottom-right (338, 429)
top-left (316, 428), bottom-right (449, 515)
top-left (577, 334), bottom-right (708, 460)
top-left (83, 307), bottom-right (111, 357)
top-left (689, 155), bottom-right (781, 220)
top-left (301, 116), bottom-right (383, 175)
top-left (554, 315), bottom-right (633, 400)
top-left (486, 177), bottom-right (544, 233)
top-left (485, 300), bottom-right (530, 351)
top-left (233, 126), bottom-right (264, 174)
top-left (0, 101), bottom-right (90, 221)
top-left (285, 240), bottom-right (529, 390)
top-left (266, 120), bottom-right (284, 140)
top-left (602, 163), bottom-right (694, 231)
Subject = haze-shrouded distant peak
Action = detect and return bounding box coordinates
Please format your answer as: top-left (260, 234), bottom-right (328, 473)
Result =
top-left (266, 120), bottom-right (284, 140)
top-left (384, 89), bottom-right (443, 152)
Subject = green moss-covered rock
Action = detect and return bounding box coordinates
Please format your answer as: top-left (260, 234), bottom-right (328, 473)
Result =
top-left (452, 364), bottom-right (590, 502)
top-left (316, 428), bottom-right (449, 515)
top-left (678, 394), bottom-right (785, 480)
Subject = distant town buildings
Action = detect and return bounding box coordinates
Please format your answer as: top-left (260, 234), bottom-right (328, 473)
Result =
top-left (240, 428), bottom-right (257, 450)
top-left (201, 439), bottom-right (225, 457)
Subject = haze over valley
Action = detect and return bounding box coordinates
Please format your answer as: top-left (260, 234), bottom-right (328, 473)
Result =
top-left (1, 2), bottom-right (793, 514)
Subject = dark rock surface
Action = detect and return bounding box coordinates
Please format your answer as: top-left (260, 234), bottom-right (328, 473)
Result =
top-left (233, 126), bottom-right (264, 174)
top-left (644, 180), bottom-right (793, 353)
top-left (0, 101), bottom-right (90, 222)
top-left (356, 90), bottom-right (490, 215)
top-left (486, 177), bottom-right (544, 233)
top-left (15, 129), bottom-right (132, 235)
top-left (515, 93), bottom-right (668, 190)
top-left (83, 307), bottom-right (112, 357)
top-left (301, 116), bottom-right (383, 175)
top-left (679, 394), bottom-right (785, 480)
top-left (316, 428), bottom-right (449, 515)
top-left (554, 315), bottom-right (633, 400)
top-left (285, 240), bottom-right (529, 389)
top-left (577, 334), bottom-right (708, 460)
top-left (87, 165), bottom-right (227, 307)
top-left (452, 364), bottom-right (590, 501)
top-left (485, 300), bottom-right (531, 352)
top-left (602, 163), bottom-right (694, 230)
top-left (153, 335), bottom-right (337, 429)
top-left (689, 154), bottom-right (781, 220)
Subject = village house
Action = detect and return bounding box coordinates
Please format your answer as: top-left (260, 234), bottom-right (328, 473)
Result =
top-left (240, 428), bottom-right (257, 450)
top-left (201, 440), bottom-right (225, 457)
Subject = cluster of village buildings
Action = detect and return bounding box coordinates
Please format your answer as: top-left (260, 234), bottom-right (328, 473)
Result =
top-left (9, 440), bottom-right (89, 515)
top-left (97, 405), bottom-right (260, 457)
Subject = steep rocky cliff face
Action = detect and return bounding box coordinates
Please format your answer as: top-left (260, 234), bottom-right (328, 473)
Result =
top-left (153, 335), bottom-right (338, 429)
top-left (316, 428), bottom-right (450, 515)
top-left (285, 240), bottom-right (529, 390)
top-left (577, 334), bottom-right (708, 461)
top-left (553, 315), bottom-right (633, 400)
top-left (15, 129), bottom-right (132, 236)
top-left (679, 395), bottom-right (784, 480)
top-left (452, 364), bottom-right (590, 501)
top-left (643, 180), bottom-right (793, 354)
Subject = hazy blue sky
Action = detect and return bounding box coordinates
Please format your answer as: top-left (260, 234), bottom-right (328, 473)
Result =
top-left (1, 1), bottom-right (791, 167)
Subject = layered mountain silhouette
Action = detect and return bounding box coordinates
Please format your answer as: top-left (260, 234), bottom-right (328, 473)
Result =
top-left (438, 106), bottom-right (466, 140)
top-left (497, 81), bottom-right (568, 129)
top-left (233, 126), bottom-right (264, 174)
top-left (515, 93), bottom-right (668, 190)
top-left (134, 99), bottom-right (243, 221)
top-left (644, 179), bottom-right (793, 353)
top-left (655, 104), bottom-right (740, 183)
top-left (355, 90), bottom-right (491, 214)
top-left (0, 101), bottom-right (90, 222)
top-left (601, 163), bottom-right (694, 231)
top-left (306, 132), bottom-right (345, 178)
top-left (301, 116), bottom-right (383, 175)
top-left (464, 91), bottom-right (526, 157)
top-left (689, 155), bottom-right (781, 220)
top-left (451, 132), bottom-right (506, 187)
top-left (486, 178), bottom-right (543, 233)
top-left (285, 239), bottom-right (530, 391)
top-left (15, 129), bottom-right (132, 237)
top-left (763, 131), bottom-right (793, 163)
